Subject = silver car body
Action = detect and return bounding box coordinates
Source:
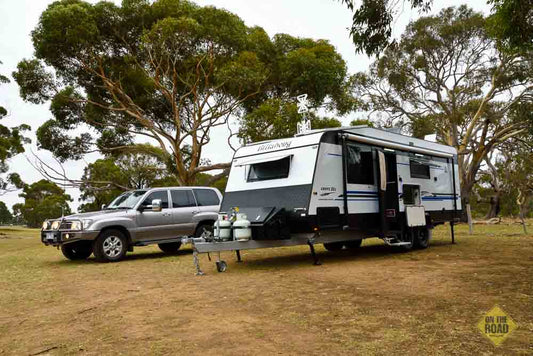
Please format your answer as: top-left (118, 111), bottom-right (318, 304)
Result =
top-left (41, 187), bottom-right (222, 246)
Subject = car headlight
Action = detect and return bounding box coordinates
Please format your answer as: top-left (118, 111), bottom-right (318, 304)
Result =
top-left (82, 219), bottom-right (93, 230)
top-left (51, 221), bottom-right (60, 230)
top-left (42, 221), bottom-right (49, 230)
top-left (70, 221), bottom-right (82, 231)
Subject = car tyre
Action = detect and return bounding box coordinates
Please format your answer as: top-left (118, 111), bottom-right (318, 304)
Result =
top-left (158, 242), bottom-right (182, 254)
top-left (195, 223), bottom-right (214, 238)
top-left (93, 229), bottom-right (128, 262)
top-left (61, 241), bottom-right (93, 260)
top-left (323, 242), bottom-right (344, 251)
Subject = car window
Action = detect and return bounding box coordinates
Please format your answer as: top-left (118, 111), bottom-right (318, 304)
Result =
top-left (140, 190), bottom-right (169, 209)
top-left (171, 189), bottom-right (196, 208)
top-left (193, 189), bottom-right (220, 206)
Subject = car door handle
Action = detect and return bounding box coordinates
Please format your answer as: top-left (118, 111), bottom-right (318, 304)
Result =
top-left (192, 211), bottom-right (199, 214)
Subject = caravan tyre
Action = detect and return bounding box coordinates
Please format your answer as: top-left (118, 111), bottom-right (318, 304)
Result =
top-left (323, 242), bottom-right (344, 251)
top-left (344, 239), bottom-right (363, 249)
top-left (397, 228), bottom-right (414, 252)
top-left (414, 227), bottom-right (431, 249)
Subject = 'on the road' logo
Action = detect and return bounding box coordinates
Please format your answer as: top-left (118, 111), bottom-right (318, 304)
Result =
top-left (477, 305), bottom-right (517, 346)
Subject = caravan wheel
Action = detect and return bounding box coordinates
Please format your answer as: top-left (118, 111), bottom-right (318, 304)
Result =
top-left (414, 227), bottom-right (431, 249)
top-left (344, 239), bottom-right (363, 249)
top-left (397, 228), bottom-right (414, 252)
top-left (323, 242), bottom-right (344, 251)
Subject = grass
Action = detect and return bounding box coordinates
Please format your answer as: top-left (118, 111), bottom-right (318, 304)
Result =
top-left (0, 223), bottom-right (532, 355)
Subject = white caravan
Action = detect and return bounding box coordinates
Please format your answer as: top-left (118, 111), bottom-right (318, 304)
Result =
top-left (188, 126), bottom-right (462, 273)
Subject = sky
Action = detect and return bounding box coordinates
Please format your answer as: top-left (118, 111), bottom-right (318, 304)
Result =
top-left (0, 0), bottom-right (490, 212)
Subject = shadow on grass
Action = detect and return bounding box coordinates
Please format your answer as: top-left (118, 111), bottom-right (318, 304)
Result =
top-left (233, 239), bottom-right (457, 271)
top-left (45, 247), bottom-right (194, 266)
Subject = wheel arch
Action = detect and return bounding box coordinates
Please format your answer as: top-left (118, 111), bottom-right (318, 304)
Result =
top-left (195, 220), bottom-right (215, 235)
top-left (98, 225), bottom-right (132, 245)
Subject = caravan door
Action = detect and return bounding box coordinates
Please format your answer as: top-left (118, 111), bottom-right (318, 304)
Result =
top-left (344, 143), bottom-right (379, 228)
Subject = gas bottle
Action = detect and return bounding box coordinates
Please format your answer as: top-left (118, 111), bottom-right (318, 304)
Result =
top-left (214, 215), bottom-right (232, 241)
top-left (232, 213), bottom-right (251, 241)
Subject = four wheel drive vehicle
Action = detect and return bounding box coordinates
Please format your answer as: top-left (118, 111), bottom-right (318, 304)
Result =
top-left (41, 187), bottom-right (222, 262)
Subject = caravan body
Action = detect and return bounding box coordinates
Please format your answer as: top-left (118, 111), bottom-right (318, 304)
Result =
top-left (221, 127), bottom-right (461, 237)
top-left (188, 126), bottom-right (462, 274)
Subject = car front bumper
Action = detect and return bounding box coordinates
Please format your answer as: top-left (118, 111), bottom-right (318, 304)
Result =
top-left (41, 230), bottom-right (99, 246)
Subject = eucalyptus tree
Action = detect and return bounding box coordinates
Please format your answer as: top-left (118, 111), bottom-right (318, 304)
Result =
top-left (351, 6), bottom-right (533, 226)
top-left (340, 0), bottom-right (532, 56)
top-left (0, 61), bottom-right (30, 195)
top-left (14, 0), bottom-right (354, 186)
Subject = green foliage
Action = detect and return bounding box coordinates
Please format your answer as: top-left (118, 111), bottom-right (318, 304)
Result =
top-left (238, 98), bottom-right (341, 142)
top-left (352, 6), bottom-right (533, 202)
top-left (486, 0), bottom-right (533, 52)
top-left (78, 153), bottom-right (226, 212)
top-left (0, 201), bottom-right (13, 225)
top-left (0, 61), bottom-right (31, 193)
top-left (340, 0), bottom-right (531, 56)
top-left (349, 118), bottom-right (374, 127)
top-left (14, 0), bottom-right (354, 184)
top-left (340, 0), bottom-right (433, 56)
top-left (15, 180), bottom-right (72, 227)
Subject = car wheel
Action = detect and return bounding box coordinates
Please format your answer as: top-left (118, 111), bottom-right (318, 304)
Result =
top-left (414, 227), bottom-right (431, 249)
top-left (158, 242), bottom-right (182, 254)
top-left (195, 223), bottom-right (214, 238)
top-left (61, 241), bottom-right (93, 260)
top-left (344, 239), bottom-right (363, 249)
top-left (93, 229), bottom-right (127, 262)
top-left (323, 242), bottom-right (344, 251)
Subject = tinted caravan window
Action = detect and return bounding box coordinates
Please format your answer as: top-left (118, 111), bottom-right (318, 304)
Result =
top-left (193, 189), bottom-right (220, 206)
top-left (410, 160), bottom-right (430, 179)
top-left (346, 145), bottom-right (374, 185)
top-left (247, 156), bottom-right (291, 182)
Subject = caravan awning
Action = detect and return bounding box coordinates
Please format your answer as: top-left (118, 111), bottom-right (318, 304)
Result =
top-left (234, 154), bottom-right (293, 167)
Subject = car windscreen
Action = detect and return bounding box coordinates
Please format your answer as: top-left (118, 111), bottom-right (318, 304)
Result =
top-left (107, 190), bottom-right (147, 209)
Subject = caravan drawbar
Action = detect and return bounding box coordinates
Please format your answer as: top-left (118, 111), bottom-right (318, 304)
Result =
top-left (187, 126), bottom-right (462, 274)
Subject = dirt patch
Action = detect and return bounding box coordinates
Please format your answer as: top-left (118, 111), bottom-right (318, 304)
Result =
top-left (0, 224), bottom-right (532, 355)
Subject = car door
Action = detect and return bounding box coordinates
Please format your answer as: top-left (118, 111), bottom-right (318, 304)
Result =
top-left (169, 189), bottom-right (198, 237)
top-left (136, 189), bottom-right (174, 241)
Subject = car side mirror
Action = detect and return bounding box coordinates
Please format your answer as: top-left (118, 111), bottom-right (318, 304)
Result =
top-left (151, 199), bottom-right (162, 212)
top-left (101, 204), bottom-right (107, 210)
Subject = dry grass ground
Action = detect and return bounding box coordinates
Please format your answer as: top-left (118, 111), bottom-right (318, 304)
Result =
top-left (0, 223), bottom-right (532, 355)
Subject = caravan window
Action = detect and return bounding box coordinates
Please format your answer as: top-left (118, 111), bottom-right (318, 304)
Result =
top-left (346, 145), bottom-right (374, 185)
top-left (247, 156), bottom-right (291, 182)
top-left (410, 159), bottom-right (430, 179)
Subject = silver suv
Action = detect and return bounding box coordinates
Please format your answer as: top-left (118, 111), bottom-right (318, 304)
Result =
top-left (41, 187), bottom-right (222, 262)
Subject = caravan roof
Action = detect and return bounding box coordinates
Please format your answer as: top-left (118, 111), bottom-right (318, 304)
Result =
top-left (234, 126), bottom-right (457, 159)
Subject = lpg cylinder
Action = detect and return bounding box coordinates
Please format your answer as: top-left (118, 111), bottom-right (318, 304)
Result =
top-left (218, 216), bottom-right (232, 241)
top-left (232, 213), bottom-right (251, 241)
top-left (214, 215), bottom-right (232, 241)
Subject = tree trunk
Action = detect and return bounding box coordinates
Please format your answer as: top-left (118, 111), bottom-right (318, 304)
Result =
top-left (462, 187), bottom-right (474, 235)
top-left (466, 203), bottom-right (473, 235)
top-left (485, 194), bottom-right (501, 219)
top-left (519, 205), bottom-right (527, 235)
